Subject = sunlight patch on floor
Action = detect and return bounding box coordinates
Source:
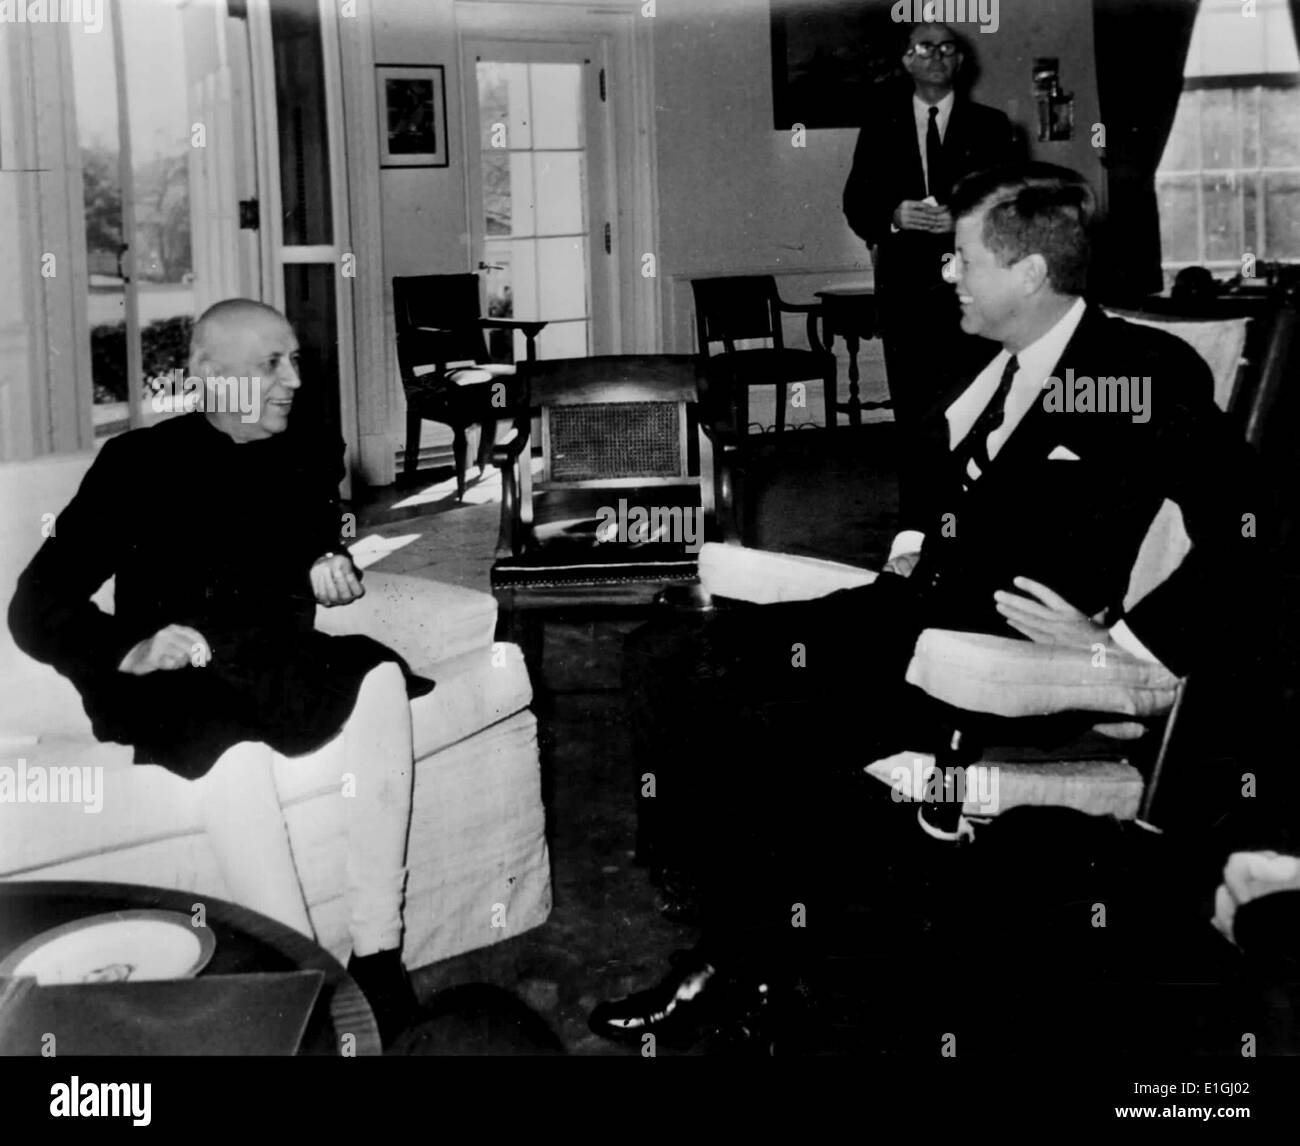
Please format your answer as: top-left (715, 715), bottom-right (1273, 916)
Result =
top-left (349, 532), bottom-right (423, 569)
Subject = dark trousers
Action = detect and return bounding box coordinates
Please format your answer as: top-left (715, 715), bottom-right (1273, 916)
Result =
top-left (623, 575), bottom-right (961, 980)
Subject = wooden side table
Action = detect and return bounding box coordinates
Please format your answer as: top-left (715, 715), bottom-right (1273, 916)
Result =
top-left (0, 880), bottom-right (381, 1056)
top-left (812, 285), bottom-right (889, 428)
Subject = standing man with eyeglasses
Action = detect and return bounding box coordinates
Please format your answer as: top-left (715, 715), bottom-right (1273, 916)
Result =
top-left (844, 21), bottom-right (1020, 503)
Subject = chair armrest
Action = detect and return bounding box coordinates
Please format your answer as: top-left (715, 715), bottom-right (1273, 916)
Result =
top-left (904, 628), bottom-right (1183, 719)
top-left (696, 542), bottom-right (877, 603)
top-left (314, 571), bottom-right (497, 669)
top-left (775, 299), bottom-right (822, 315)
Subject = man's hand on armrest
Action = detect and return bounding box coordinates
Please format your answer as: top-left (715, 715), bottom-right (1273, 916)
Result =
top-left (311, 552), bottom-right (364, 608)
top-left (883, 552), bottom-right (921, 578)
top-left (118, 624), bottom-right (211, 675)
top-left (884, 530), bottom-right (925, 577)
top-left (994, 576), bottom-right (1116, 654)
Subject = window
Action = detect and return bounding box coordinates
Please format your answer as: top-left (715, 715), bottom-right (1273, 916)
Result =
top-left (71, 0), bottom-right (197, 440)
top-left (1157, 0), bottom-right (1300, 284)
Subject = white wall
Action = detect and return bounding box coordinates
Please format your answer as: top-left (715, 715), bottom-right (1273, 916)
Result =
top-left (653, 0), bottom-right (1103, 352)
top-left (364, 0), bottom-right (1104, 466)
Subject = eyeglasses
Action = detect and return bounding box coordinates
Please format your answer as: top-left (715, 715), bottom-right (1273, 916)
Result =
top-left (908, 41), bottom-right (959, 60)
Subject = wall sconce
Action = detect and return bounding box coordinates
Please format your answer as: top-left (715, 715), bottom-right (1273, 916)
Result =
top-left (1033, 57), bottom-right (1075, 142)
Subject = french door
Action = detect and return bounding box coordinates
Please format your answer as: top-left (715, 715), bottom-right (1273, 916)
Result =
top-left (461, 36), bottom-right (618, 359)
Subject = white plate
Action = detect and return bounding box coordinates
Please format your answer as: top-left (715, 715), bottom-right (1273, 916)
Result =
top-left (0, 910), bottom-right (215, 985)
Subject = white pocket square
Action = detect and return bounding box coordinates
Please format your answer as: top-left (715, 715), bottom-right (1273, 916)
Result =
top-left (1048, 445), bottom-right (1081, 461)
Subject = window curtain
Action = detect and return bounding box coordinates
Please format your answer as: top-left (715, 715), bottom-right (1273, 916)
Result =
top-left (1092, 0), bottom-right (1200, 298)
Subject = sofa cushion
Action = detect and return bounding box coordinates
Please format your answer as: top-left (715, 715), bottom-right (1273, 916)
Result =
top-left (1, 643), bottom-right (532, 876)
top-left (314, 571), bottom-right (499, 669)
top-left (270, 642), bottom-right (532, 805)
top-left (905, 628), bottom-right (1182, 719)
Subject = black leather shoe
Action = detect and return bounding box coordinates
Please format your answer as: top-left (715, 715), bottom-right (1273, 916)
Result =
top-left (347, 949), bottom-right (419, 1048)
top-left (589, 953), bottom-right (771, 1050)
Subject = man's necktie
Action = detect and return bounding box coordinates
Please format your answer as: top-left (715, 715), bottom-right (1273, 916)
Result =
top-left (956, 354), bottom-right (1019, 490)
top-left (926, 106), bottom-right (948, 202)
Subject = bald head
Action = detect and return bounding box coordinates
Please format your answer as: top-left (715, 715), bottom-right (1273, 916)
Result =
top-left (190, 298), bottom-right (289, 367)
top-left (189, 298), bottom-right (302, 442)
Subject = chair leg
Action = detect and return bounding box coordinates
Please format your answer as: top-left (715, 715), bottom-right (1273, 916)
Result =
top-left (775, 381), bottom-right (787, 433)
top-left (452, 425), bottom-right (469, 501)
top-left (404, 410), bottom-right (422, 477)
top-left (824, 364), bottom-right (838, 431)
top-left (477, 418), bottom-right (495, 475)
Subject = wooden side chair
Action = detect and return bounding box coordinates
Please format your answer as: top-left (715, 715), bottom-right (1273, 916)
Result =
top-left (691, 275), bottom-right (837, 434)
top-left (489, 354), bottom-right (723, 677)
top-left (392, 273), bottom-right (546, 499)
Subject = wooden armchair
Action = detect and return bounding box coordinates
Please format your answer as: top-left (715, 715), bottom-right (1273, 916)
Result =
top-left (490, 354), bottom-right (723, 673)
top-left (392, 273), bottom-right (546, 499)
top-left (692, 275), bottom-right (837, 435)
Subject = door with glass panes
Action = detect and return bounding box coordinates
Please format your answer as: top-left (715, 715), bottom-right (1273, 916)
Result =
top-left (463, 39), bottom-right (617, 360)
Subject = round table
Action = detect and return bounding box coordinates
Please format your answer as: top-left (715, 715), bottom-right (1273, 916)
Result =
top-left (0, 880), bottom-right (380, 1056)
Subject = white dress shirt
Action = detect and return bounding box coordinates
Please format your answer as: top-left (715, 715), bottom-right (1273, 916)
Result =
top-left (887, 296), bottom-right (1166, 668)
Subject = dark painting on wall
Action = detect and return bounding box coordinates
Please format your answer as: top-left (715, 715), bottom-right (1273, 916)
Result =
top-left (771, 0), bottom-right (907, 129)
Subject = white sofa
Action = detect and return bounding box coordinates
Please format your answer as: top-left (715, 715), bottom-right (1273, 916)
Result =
top-left (0, 452), bottom-right (551, 969)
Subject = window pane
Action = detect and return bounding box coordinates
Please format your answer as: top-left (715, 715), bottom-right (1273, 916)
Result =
top-left (483, 151), bottom-right (511, 236)
top-left (1161, 93), bottom-right (1199, 172)
top-left (1203, 173), bottom-right (1243, 261)
top-left (536, 237), bottom-right (587, 321)
top-left (72, 19), bottom-right (128, 438)
top-left (1263, 173), bottom-right (1300, 258)
top-left (477, 62), bottom-right (531, 151)
top-left (1260, 87), bottom-right (1300, 168)
top-left (530, 64), bottom-right (582, 150)
top-left (123, 1), bottom-right (195, 428)
top-left (535, 152), bottom-right (585, 235)
top-left (1244, 176), bottom-right (1260, 256)
top-left (1202, 89), bottom-right (1240, 169)
top-left (510, 238), bottom-right (539, 322)
top-left (509, 152), bottom-right (536, 235)
top-left (1158, 178), bottom-right (1200, 262)
top-left (271, 0), bottom-right (332, 246)
top-left (1241, 87), bottom-right (1260, 167)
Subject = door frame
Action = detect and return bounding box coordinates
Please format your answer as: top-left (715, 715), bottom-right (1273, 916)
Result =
top-left (245, 0), bottom-right (360, 495)
top-left (454, 0), bottom-right (661, 356)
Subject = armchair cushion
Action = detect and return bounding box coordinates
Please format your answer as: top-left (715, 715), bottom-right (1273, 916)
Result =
top-left (904, 628), bottom-right (1183, 720)
top-left (697, 542), bottom-right (876, 603)
top-left (697, 544), bottom-right (1183, 721)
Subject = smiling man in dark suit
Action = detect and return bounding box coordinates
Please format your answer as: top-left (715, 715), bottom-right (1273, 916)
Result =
top-left (590, 163), bottom-right (1275, 1051)
top-left (843, 21), bottom-right (1019, 462)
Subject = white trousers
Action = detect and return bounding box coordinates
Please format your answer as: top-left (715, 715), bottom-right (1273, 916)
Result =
top-left (195, 662), bottom-right (415, 957)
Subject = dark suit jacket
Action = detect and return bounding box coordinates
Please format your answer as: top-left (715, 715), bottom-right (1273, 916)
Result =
top-left (843, 86), bottom-right (1018, 294)
top-left (902, 304), bottom-right (1274, 677)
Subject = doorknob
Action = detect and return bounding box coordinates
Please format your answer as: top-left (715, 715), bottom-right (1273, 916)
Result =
top-left (477, 261), bottom-right (505, 271)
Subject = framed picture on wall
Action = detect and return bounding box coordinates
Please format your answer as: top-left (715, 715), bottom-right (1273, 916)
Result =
top-left (771, 0), bottom-right (905, 129)
top-left (376, 64), bottom-right (449, 168)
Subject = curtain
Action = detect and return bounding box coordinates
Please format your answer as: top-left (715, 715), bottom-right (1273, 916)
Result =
top-left (1092, 0), bottom-right (1200, 299)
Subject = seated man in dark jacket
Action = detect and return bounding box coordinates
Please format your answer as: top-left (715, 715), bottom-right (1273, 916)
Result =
top-left (591, 164), bottom-right (1279, 1050)
top-left (8, 299), bottom-right (433, 1042)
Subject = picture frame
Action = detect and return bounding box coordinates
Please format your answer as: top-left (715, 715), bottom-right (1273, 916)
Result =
top-left (376, 64), bottom-right (448, 168)
top-left (770, 0), bottom-right (905, 130)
